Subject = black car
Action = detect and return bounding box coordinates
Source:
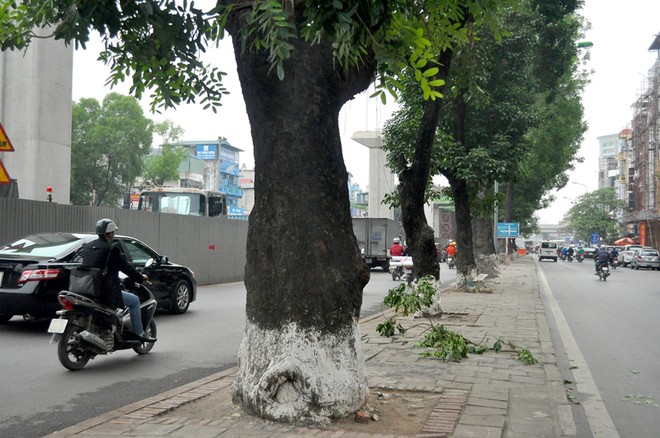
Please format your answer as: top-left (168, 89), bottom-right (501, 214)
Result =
top-left (0, 233), bottom-right (196, 322)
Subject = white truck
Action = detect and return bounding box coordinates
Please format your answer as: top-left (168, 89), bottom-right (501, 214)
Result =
top-left (352, 218), bottom-right (402, 271)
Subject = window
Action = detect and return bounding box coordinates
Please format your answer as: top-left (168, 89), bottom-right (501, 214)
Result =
top-left (119, 239), bottom-right (157, 265)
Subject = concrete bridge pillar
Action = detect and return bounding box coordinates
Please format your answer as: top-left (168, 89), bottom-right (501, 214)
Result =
top-left (0, 34), bottom-right (73, 204)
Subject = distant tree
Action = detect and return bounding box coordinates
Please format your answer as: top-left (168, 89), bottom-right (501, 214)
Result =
top-left (70, 93), bottom-right (153, 206)
top-left (562, 188), bottom-right (623, 243)
top-left (142, 145), bottom-right (187, 187)
top-left (142, 120), bottom-right (186, 186)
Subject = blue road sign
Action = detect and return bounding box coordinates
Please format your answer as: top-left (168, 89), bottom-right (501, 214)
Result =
top-left (497, 222), bottom-right (519, 238)
top-left (591, 233), bottom-right (599, 244)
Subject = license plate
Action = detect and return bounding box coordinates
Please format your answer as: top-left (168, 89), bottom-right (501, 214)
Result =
top-left (47, 318), bottom-right (68, 334)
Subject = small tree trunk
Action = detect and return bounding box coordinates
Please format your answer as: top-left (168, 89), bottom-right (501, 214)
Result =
top-left (228, 18), bottom-right (375, 424)
top-left (447, 177), bottom-right (476, 275)
top-left (472, 209), bottom-right (499, 278)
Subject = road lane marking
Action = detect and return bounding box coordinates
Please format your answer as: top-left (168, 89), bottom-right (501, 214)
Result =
top-left (536, 262), bottom-right (620, 438)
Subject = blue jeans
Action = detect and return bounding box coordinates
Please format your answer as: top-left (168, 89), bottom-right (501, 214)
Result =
top-left (595, 261), bottom-right (607, 272)
top-left (121, 291), bottom-right (143, 335)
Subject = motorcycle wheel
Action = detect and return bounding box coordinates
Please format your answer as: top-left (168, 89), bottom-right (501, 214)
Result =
top-left (58, 324), bottom-right (91, 371)
top-left (133, 320), bottom-right (157, 354)
top-left (391, 272), bottom-right (398, 281)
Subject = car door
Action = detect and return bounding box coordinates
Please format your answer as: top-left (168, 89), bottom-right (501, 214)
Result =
top-left (114, 237), bottom-right (172, 302)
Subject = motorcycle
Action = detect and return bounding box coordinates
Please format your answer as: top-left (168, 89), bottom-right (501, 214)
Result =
top-left (609, 257), bottom-right (619, 269)
top-left (390, 256), bottom-right (413, 284)
top-left (447, 256), bottom-right (455, 269)
top-left (596, 263), bottom-right (610, 281)
top-left (576, 253), bottom-right (584, 263)
top-left (48, 264), bottom-right (158, 371)
top-left (566, 254), bottom-right (573, 262)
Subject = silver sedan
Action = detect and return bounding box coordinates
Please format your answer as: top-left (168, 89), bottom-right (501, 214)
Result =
top-left (630, 248), bottom-right (660, 270)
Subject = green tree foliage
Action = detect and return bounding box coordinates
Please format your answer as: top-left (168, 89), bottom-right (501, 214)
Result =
top-left (142, 145), bottom-right (187, 187)
top-left (142, 120), bottom-right (186, 186)
top-left (70, 93), bottom-right (153, 206)
top-left (562, 188), bottom-right (623, 243)
top-left (383, 0), bottom-right (585, 274)
top-left (385, 1), bottom-right (585, 273)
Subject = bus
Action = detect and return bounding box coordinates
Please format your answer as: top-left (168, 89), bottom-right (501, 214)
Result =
top-left (136, 187), bottom-right (227, 218)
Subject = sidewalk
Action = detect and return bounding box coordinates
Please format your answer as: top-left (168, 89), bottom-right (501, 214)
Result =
top-left (47, 256), bottom-right (577, 437)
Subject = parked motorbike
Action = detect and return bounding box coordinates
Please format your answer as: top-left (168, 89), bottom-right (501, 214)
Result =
top-left (48, 266), bottom-right (158, 371)
top-left (596, 263), bottom-right (610, 281)
top-left (447, 256), bottom-right (455, 269)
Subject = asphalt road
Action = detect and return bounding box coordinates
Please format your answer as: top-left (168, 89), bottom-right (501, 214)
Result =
top-left (538, 257), bottom-right (660, 438)
top-left (0, 265), bottom-right (453, 438)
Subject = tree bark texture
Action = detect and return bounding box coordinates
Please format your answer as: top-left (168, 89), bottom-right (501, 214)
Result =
top-left (446, 176), bottom-right (476, 275)
top-left (442, 88), bottom-right (476, 276)
top-left (472, 209), bottom-right (499, 278)
top-left (227, 13), bottom-right (375, 424)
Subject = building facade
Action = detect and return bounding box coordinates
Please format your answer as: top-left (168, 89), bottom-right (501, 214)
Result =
top-left (179, 139), bottom-right (245, 218)
top-left (618, 34), bottom-right (660, 246)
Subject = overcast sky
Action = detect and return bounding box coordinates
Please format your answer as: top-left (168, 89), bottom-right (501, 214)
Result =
top-left (72, 0), bottom-right (660, 224)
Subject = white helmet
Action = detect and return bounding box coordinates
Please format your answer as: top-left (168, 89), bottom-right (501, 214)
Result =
top-left (393, 238), bottom-right (400, 244)
top-left (96, 218), bottom-right (119, 236)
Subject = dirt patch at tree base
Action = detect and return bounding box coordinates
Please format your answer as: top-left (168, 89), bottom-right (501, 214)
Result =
top-left (166, 387), bottom-right (442, 436)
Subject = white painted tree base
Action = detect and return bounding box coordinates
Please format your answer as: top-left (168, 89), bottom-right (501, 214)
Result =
top-left (232, 318), bottom-right (368, 425)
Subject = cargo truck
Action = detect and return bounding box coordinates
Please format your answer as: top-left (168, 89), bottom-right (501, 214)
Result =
top-left (351, 218), bottom-right (402, 271)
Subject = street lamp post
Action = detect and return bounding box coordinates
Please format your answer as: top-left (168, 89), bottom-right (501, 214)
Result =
top-left (571, 182), bottom-right (588, 194)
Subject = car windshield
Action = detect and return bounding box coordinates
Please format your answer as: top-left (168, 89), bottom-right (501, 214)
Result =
top-left (0, 233), bottom-right (83, 258)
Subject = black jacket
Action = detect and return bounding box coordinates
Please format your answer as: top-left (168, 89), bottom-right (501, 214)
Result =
top-left (80, 237), bottom-right (144, 308)
top-left (594, 249), bottom-right (610, 263)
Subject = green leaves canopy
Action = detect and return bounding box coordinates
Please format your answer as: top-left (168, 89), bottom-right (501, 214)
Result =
top-left (562, 188), bottom-right (623, 243)
top-left (70, 93), bottom-right (153, 206)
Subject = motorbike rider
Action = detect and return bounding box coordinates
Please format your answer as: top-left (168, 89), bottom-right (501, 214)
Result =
top-left (566, 246), bottom-right (575, 261)
top-left (390, 238), bottom-right (405, 256)
top-left (80, 219), bottom-right (156, 342)
top-left (610, 247), bottom-right (620, 263)
top-left (594, 245), bottom-right (611, 275)
top-left (446, 242), bottom-right (457, 257)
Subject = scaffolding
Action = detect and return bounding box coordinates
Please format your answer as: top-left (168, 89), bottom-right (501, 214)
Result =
top-left (628, 35), bottom-right (659, 245)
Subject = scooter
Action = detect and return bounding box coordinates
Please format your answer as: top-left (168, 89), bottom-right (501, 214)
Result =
top-left (576, 253), bottom-right (584, 263)
top-left (447, 256), bottom-right (455, 269)
top-left (48, 265), bottom-right (158, 371)
top-left (609, 257), bottom-right (619, 269)
top-left (390, 256), bottom-right (413, 282)
top-left (596, 263), bottom-right (610, 281)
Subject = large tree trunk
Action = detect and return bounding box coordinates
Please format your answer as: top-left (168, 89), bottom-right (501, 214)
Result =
top-left (228, 17), bottom-right (375, 424)
top-left (396, 50), bottom-right (453, 281)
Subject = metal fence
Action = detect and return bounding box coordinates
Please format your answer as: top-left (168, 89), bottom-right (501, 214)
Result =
top-left (0, 198), bottom-right (248, 285)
